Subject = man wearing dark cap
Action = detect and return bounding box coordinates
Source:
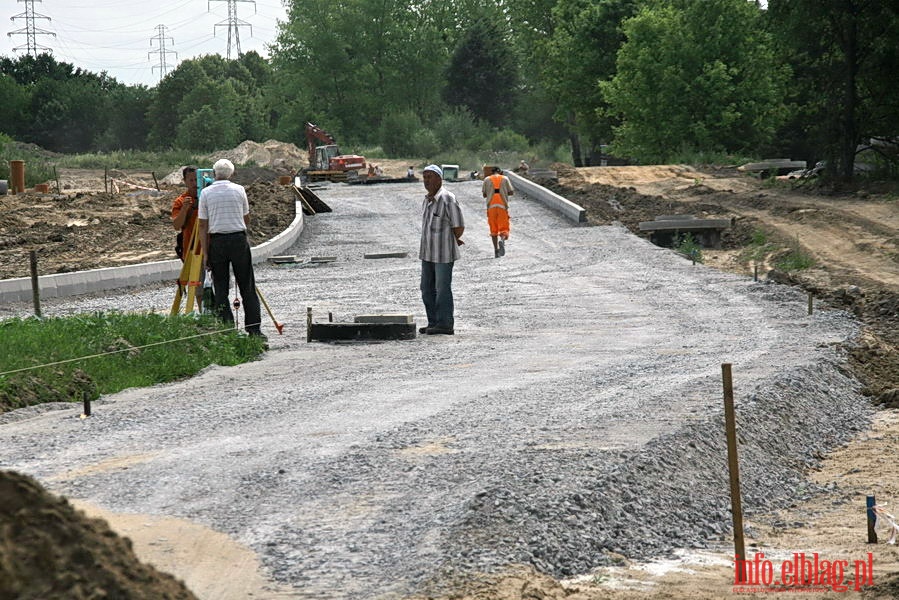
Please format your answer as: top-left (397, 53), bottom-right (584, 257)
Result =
top-left (418, 164), bottom-right (465, 335)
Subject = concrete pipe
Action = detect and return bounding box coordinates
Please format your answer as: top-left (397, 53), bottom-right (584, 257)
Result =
top-left (9, 160), bottom-right (25, 194)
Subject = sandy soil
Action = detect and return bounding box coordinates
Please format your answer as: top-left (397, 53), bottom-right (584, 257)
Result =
top-left (2, 162), bottom-right (897, 599)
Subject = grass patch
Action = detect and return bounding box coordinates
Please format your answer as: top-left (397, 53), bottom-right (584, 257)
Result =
top-left (774, 248), bottom-right (816, 271)
top-left (54, 149), bottom-right (202, 175)
top-left (0, 312), bottom-right (266, 414)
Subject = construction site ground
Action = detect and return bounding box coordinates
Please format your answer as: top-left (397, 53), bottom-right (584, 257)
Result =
top-left (1, 160), bottom-right (898, 599)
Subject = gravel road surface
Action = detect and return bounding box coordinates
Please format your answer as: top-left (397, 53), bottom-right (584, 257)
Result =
top-left (0, 180), bottom-right (869, 598)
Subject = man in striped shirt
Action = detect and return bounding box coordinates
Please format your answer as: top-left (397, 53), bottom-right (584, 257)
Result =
top-left (419, 164), bottom-right (465, 335)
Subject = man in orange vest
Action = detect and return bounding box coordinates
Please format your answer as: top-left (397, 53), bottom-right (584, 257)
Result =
top-left (171, 165), bottom-right (199, 261)
top-left (481, 166), bottom-right (514, 258)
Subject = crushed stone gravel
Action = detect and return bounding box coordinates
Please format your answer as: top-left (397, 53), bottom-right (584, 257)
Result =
top-left (0, 180), bottom-right (868, 599)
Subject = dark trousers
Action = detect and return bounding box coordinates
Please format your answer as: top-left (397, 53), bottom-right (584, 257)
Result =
top-left (420, 260), bottom-right (455, 329)
top-left (208, 232), bottom-right (262, 333)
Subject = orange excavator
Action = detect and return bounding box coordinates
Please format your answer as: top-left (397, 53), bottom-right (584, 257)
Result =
top-left (302, 122), bottom-right (366, 182)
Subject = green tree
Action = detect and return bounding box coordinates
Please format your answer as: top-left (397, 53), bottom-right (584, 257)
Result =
top-left (443, 17), bottom-right (519, 127)
top-left (148, 55), bottom-right (270, 151)
top-left (269, 0), bottom-right (487, 145)
top-left (0, 74), bottom-right (31, 138)
top-left (540, 0), bottom-right (637, 165)
top-left (95, 84), bottom-right (154, 151)
top-left (767, 0), bottom-right (899, 179)
top-left (600, 0), bottom-right (787, 163)
top-left (175, 80), bottom-right (242, 150)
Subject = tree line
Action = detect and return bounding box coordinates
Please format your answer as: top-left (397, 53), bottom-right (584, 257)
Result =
top-left (1, 0), bottom-right (897, 180)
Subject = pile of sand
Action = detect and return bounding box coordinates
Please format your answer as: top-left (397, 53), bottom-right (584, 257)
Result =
top-left (0, 469), bottom-right (198, 599)
top-left (161, 139), bottom-right (308, 185)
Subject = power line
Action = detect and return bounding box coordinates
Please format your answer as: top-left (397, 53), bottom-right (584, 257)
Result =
top-left (209, 0), bottom-right (255, 59)
top-left (8, 0), bottom-right (56, 56)
top-left (148, 24), bottom-right (177, 81)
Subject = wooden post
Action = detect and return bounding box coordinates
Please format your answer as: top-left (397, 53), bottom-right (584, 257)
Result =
top-left (867, 495), bottom-right (878, 543)
top-left (328, 312), bottom-right (333, 323)
top-left (29, 250), bottom-right (41, 318)
top-left (807, 292), bottom-right (813, 315)
top-left (306, 307), bottom-right (312, 342)
top-left (753, 264), bottom-right (758, 282)
top-left (82, 391), bottom-right (92, 417)
top-left (104, 167), bottom-right (108, 193)
top-left (722, 363), bottom-right (747, 583)
top-left (152, 171), bottom-right (160, 191)
top-left (54, 166), bottom-right (61, 194)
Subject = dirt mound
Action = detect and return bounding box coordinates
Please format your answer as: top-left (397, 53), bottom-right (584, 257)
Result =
top-left (160, 140), bottom-right (307, 185)
top-left (0, 469), bottom-right (198, 599)
top-left (0, 179), bottom-right (296, 280)
top-left (209, 139), bottom-right (307, 172)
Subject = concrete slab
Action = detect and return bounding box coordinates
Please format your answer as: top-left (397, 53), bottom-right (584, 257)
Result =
top-left (354, 314), bottom-right (414, 324)
top-left (310, 256), bottom-right (337, 263)
top-left (309, 322), bottom-right (417, 342)
top-left (363, 252), bottom-right (409, 259)
top-left (268, 255), bottom-right (301, 264)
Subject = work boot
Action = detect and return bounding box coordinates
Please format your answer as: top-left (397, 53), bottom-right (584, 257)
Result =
top-left (498, 238), bottom-right (505, 256)
top-left (495, 248), bottom-right (500, 258)
top-left (425, 326), bottom-right (454, 335)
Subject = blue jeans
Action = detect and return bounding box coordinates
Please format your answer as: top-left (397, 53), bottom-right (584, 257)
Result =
top-left (420, 260), bottom-right (455, 329)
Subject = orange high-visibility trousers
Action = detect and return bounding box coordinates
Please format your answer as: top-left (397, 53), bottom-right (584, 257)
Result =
top-left (487, 204), bottom-right (510, 238)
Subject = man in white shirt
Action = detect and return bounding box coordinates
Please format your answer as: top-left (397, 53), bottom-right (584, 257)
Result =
top-left (198, 159), bottom-right (265, 341)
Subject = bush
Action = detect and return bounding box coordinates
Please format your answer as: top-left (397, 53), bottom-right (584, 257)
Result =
top-left (675, 233), bottom-right (704, 263)
top-left (378, 110), bottom-right (424, 157)
top-left (0, 136), bottom-right (55, 187)
top-left (432, 107), bottom-right (482, 151)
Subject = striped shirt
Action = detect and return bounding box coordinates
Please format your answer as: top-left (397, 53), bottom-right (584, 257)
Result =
top-left (198, 180), bottom-right (249, 233)
top-left (419, 187), bottom-right (464, 263)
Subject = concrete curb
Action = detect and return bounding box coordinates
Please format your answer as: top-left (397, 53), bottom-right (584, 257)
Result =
top-left (0, 202), bottom-right (304, 305)
top-left (505, 170), bottom-right (586, 223)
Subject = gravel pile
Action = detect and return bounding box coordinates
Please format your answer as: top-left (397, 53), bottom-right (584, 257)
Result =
top-left (0, 180), bottom-right (868, 599)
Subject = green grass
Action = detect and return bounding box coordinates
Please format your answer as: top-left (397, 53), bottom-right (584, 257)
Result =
top-left (54, 149), bottom-right (203, 174)
top-left (0, 312), bottom-right (266, 414)
top-left (774, 249), bottom-right (816, 271)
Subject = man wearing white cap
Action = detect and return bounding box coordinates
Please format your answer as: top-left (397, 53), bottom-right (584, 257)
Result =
top-left (198, 158), bottom-right (265, 341)
top-left (418, 164), bottom-right (465, 335)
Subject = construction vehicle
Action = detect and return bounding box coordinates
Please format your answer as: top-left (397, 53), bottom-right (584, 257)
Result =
top-left (440, 164), bottom-right (460, 182)
top-left (302, 122), bottom-right (366, 183)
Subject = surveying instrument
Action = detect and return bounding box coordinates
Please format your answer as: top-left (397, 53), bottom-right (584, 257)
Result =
top-left (170, 169), bottom-right (215, 315)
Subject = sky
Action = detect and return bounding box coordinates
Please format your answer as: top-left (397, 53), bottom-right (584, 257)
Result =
top-left (2, 0), bottom-right (289, 87)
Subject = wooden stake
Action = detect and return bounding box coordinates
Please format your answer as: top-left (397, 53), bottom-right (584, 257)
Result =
top-left (151, 171), bottom-right (160, 191)
top-left (83, 391), bottom-right (91, 417)
top-left (306, 307), bottom-right (312, 343)
top-left (867, 495), bottom-right (878, 543)
top-left (808, 292), bottom-right (813, 315)
top-left (29, 250), bottom-right (41, 318)
top-left (753, 264), bottom-right (758, 282)
top-left (722, 363), bottom-right (747, 583)
top-left (54, 166), bottom-right (61, 194)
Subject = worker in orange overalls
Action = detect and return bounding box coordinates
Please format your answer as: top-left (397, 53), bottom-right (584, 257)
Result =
top-left (481, 166), bottom-right (514, 258)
